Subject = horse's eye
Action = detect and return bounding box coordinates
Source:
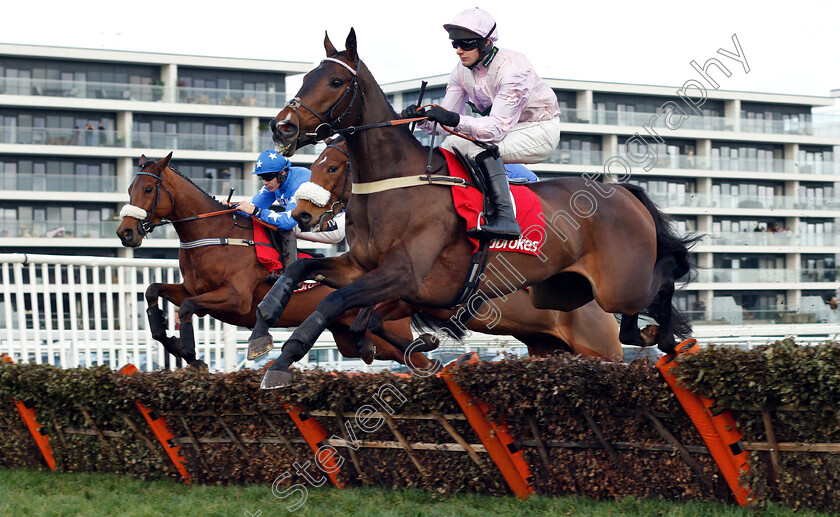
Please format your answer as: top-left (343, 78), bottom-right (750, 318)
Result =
top-left (328, 165), bottom-right (339, 173)
top-left (144, 186), bottom-right (153, 194)
top-left (330, 78), bottom-right (343, 88)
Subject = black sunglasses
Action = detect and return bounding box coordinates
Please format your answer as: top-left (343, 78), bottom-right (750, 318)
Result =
top-left (258, 172), bottom-right (279, 182)
top-left (451, 39), bottom-right (481, 51)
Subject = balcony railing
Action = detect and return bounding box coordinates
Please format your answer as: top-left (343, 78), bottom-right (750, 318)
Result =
top-left (526, 148), bottom-right (840, 176)
top-left (704, 232), bottom-right (840, 247)
top-left (177, 86), bottom-right (284, 107)
top-left (647, 192), bottom-right (840, 211)
top-left (694, 268), bottom-right (838, 283)
top-left (562, 108), bottom-right (840, 137)
top-left (0, 125), bottom-right (259, 153)
top-left (191, 178), bottom-right (259, 198)
top-left (0, 77), bottom-right (161, 101)
top-left (0, 219), bottom-right (120, 239)
top-left (0, 77), bottom-right (284, 107)
top-left (0, 126), bottom-right (121, 147)
top-left (0, 173), bottom-right (117, 193)
top-left (131, 132), bottom-right (256, 153)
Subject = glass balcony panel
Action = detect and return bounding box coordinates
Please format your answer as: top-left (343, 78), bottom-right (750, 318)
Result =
top-left (177, 86), bottom-right (284, 107)
top-left (131, 132), bottom-right (249, 152)
top-left (560, 107), bottom-right (840, 137)
top-left (705, 232), bottom-right (840, 247)
top-left (0, 173), bottom-right (116, 192)
top-left (694, 268), bottom-right (829, 283)
top-left (0, 219), bottom-right (120, 239)
top-left (0, 126), bottom-right (122, 147)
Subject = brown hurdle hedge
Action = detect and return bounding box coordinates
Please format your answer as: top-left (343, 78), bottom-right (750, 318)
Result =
top-left (0, 338), bottom-right (837, 514)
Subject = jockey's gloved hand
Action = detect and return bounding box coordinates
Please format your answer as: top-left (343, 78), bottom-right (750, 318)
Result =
top-left (425, 106), bottom-right (460, 127)
top-left (400, 104), bottom-right (424, 119)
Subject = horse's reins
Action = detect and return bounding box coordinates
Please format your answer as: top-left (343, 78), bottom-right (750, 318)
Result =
top-left (123, 167), bottom-right (279, 251)
top-left (292, 58), bottom-right (487, 195)
top-left (314, 143), bottom-right (353, 228)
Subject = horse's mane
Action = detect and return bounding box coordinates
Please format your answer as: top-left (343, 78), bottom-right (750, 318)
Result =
top-left (337, 51), bottom-right (427, 154)
top-left (140, 159), bottom-right (225, 209)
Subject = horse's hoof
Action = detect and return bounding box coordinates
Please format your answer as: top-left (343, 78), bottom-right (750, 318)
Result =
top-left (190, 359), bottom-right (209, 371)
top-left (640, 325), bottom-right (659, 347)
top-left (410, 358), bottom-right (442, 376)
top-left (658, 340), bottom-right (678, 356)
top-left (247, 335), bottom-right (274, 360)
top-left (261, 369), bottom-right (293, 390)
top-left (414, 333), bottom-right (441, 353)
top-left (358, 338), bottom-right (375, 364)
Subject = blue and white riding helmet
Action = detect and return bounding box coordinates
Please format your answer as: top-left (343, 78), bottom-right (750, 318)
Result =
top-left (252, 149), bottom-right (291, 184)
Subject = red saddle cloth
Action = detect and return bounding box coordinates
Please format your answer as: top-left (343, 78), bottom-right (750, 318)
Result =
top-left (252, 222), bottom-right (319, 293)
top-left (441, 149), bottom-right (545, 256)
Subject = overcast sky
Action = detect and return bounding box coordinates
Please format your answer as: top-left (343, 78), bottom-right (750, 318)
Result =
top-left (3, 0), bottom-right (839, 107)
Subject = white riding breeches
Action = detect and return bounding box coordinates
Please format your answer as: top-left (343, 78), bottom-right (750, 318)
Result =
top-left (440, 117), bottom-right (561, 164)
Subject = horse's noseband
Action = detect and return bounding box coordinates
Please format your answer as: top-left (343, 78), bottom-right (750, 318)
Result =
top-left (131, 169), bottom-right (173, 235)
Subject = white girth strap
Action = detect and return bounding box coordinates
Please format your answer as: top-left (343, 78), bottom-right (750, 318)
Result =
top-left (119, 204), bottom-right (148, 220)
top-left (294, 182), bottom-right (332, 208)
top-left (322, 57), bottom-right (356, 75)
top-left (351, 176), bottom-right (467, 195)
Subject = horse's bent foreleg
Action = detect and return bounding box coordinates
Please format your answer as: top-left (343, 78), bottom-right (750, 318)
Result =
top-left (328, 321), bottom-right (434, 370)
top-left (348, 306), bottom-right (377, 362)
top-left (145, 283), bottom-right (189, 363)
top-left (263, 260), bottom-right (415, 389)
top-left (618, 312), bottom-right (651, 349)
top-left (257, 255), bottom-right (366, 325)
top-left (251, 255), bottom-right (366, 354)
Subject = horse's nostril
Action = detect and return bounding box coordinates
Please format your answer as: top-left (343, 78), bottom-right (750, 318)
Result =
top-left (299, 212), bottom-right (311, 224)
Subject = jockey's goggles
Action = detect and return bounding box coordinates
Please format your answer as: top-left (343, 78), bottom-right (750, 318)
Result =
top-left (451, 38), bottom-right (481, 51)
top-left (258, 172), bottom-right (280, 182)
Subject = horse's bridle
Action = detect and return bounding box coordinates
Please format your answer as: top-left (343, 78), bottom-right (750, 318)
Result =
top-left (317, 143), bottom-right (352, 228)
top-left (280, 57), bottom-right (363, 154)
top-left (128, 164), bottom-right (175, 235)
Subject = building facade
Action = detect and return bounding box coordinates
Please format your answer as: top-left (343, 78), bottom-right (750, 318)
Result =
top-left (384, 76), bottom-right (840, 332)
top-left (1, 43), bottom-right (838, 334)
top-left (0, 43), bottom-right (335, 260)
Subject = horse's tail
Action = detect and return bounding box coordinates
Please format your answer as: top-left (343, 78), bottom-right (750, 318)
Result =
top-left (618, 183), bottom-right (704, 339)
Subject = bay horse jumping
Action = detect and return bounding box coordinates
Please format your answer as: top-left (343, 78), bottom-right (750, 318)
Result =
top-left (254, 29), bottom-right (699, 388)
top-left (115, 153), bottom-right (435, 370)
top-left (290, 136), bottom-right (623, 362)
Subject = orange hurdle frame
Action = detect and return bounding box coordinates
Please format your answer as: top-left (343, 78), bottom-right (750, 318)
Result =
top-left (118, 364), bottom-right (191, 484)
top-left (439, 352), bottom-right (534, 499)
top-left (284, 403), bottom-right (346, 488)
top-left (1, 353), bottom-right (55, 470)
top-left (657, 339), bottom-right (751, 506)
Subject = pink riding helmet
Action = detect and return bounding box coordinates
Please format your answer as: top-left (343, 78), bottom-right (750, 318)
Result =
top-left (443, 7), bottom-right (499, 41)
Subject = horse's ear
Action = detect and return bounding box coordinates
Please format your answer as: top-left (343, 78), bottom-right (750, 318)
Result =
top-left (138, 155), bottom-right (148, 166)
top-left (324, 31), bottom-right (338, 56)
top-left (158, 151), bottom-right (174, 170)
top-left (345, 27), bottom-right (357, 62)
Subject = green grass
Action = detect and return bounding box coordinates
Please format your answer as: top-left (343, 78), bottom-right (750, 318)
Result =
top-left (0, 468), bottom-right (825, 517)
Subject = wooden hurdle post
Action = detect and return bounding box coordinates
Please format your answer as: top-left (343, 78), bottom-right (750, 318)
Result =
top-left (657, 339), bottom-right (752, 506)
top-left (118, 364), bottom-right (191, 484)
top-left (284, 403), bottom-right (346, 489)
top-left (1, 353), bottom-right (55, 470)
top-left (439, 352), bottom-right (534, 499)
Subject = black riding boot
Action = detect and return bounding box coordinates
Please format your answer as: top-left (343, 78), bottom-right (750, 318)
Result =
top-left (469, 149), bottom-right (521, 241)
top-left (279, 229), bottom-right (297, 270)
